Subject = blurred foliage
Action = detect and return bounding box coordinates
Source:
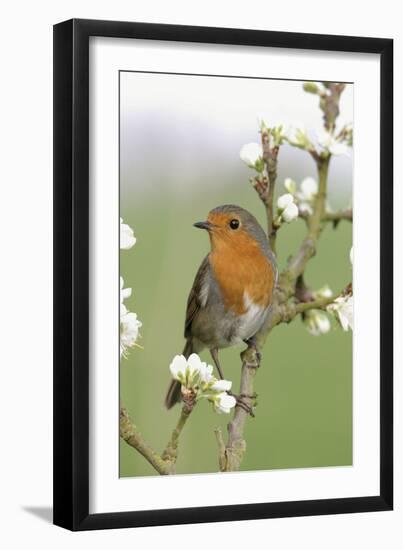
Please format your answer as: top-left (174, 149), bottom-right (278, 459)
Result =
top-left (120, 170), bottom-right (352, 477)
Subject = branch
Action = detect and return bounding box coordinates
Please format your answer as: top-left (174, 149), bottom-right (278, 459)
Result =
top-left (162, 400), bottom-right (193, 463)
top-left (275, 294), bottom-right (337, 326)
top-left (263, 141), bottom-right (280, 252)
top-left (215, 346), bottom-right (260, 471)
top-left (322, 208), bottom-right (353, 225)
top-left (120, 400), bottom-right (193, 475)
top-left (120, 407), bottom-right (173, 474)
top-left (252, 129), bottom-right (281, 253)
top-left (278, 83), bottom-right (348, 296)
top-left (218, 82), bottom-right (349, 474)
top-left (320, 83), bottom-right (346, 132)
top-left (279, 155), bottom-right (330, 295)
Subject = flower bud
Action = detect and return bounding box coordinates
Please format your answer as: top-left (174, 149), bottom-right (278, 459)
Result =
top-left (315, 285), bottom-right (333, 299)
top-left (303, 81), bottom-right (319, 94)
top-left (284, 177), bottom-right (297, 195)
top-left (287, 125), bottom-right (312, 150)
top-left (299, 177), bottom-right (318, 200)
top-left (282, 202), bottom-right (299, 223)
top-left (304, 310), bottom-right (331, 336)
top-left (277, 193), bottom-right (294, 210)
top-left (240, 142), bottom-right (264, 172)
top-left (277, 194), bottom-right (299, 223)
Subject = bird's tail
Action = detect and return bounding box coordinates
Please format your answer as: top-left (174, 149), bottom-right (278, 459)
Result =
top-left (164, 341), bottom-right (193, 409)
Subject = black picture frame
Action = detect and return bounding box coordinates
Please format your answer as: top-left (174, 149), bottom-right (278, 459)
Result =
top-left (53, 18), bottom-right (393, 531)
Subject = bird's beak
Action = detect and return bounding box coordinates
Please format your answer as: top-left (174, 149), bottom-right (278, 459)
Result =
top-left (193, 221), bottom-right (212, 231)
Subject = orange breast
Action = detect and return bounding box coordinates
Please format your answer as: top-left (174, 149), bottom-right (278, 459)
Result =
top-left (210, 233), bottom-right (274, 315)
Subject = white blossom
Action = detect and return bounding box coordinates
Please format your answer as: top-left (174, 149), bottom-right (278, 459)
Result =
top-left (328, 295), bottom-right (353, 331)
top-left (198, 362), bottom-right (215, 384)
top-left (120, 217), bottom-right (136, 249)
top-left (282, 202), bottom-right (299, 223)
top-left (169, 354), bottom-right (188, 381)
top-left (304, 310), bottom-right (331, 336)
top-left (168, 353), bottom-right (235, 414)
top-left (350, 247), bottom-right (353, 265)
top-left (211, 392), bottom-right (237, 414)
top-left (299, 177), bottom-right (318, 201)
top-left (284, 177), bottom-right (297, 195)
top-left (239, 142), bottom-right (264, 171)
top-left (120, 312), bottom-right (142, 357)
top-left (277, 193), bottom-right (294, 210)
top-left (210, 379), bottom-right (232, 392)
top-left (119, 219), bottom-right (142, 360)
top-left (295, 177), bottom-right (318, 216)
top-left (120, 276), bottom-right (132, 316)
top-left (317, 129), bottom-right (349, 156)
top-left (277, 194), bottom-right (299, 223)
top-left (169, 353), bottom-right (204, 387)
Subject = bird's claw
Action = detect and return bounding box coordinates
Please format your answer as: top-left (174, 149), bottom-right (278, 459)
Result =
top-left (243, 338), bottom-right (262, 367)
top-left (229, 391), bottom-right (257, 417)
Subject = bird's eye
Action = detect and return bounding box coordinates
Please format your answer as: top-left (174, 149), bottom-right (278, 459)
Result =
top-left (229, 219), bottom-right (240, 230)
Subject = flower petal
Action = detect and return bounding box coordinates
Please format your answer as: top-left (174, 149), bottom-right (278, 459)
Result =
top-left (277, 193), bottom-right (294, 210)
top-left (199, 363), bottom-right (214, 384)
top-left (239, 142), bottom-right (263, 167)
top-left (187, 353), bottom-right (204, 375)
top-left (214, 392), bottom-right (237, 414)
top-left (282, 202), bottom-right (299, 222)
top-left (120, 218), bottom-right (136, 250)
top-left (300, 177), bottom-right (318, 200)
top-left (120, 312), bottom-right (142, 357)
top-left (169, 355), bottom-right (188, 379)
top-left (210, 379), bottom-right (232, 392)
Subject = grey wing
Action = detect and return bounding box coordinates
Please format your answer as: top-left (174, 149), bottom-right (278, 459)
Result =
top-left (184, 255), bottom-right (210, 339)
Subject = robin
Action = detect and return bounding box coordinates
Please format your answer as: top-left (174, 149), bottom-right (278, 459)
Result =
top-left (165, 204), bottom-right (277, 410)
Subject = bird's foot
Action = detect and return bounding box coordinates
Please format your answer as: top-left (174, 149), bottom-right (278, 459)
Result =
top-left (241, 346), bottom-right (261, 369)
top-left (229, 391), bottom-right (257, 417)
top-left (243, 338), bottom-right (262, 366)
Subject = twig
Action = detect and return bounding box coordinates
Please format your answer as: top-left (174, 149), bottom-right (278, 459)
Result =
top-left (323, 208), bottom-right (353, 225)
top-left (275, 295), bottom-right (338, 326)
top-left (162, 403), bottom-right (193, 463)
top-left (120, 402), bottom-right (193, 475)
top-left (262, 132), bottom-right (280, 252)
top-left (120, 407), bottom-right (174, 475)
top-left (320, 83), bottom-right (346, 132)
top-left (216, 346), bottom-right (260, 471)
top-left (280, 156), bottom-right (330, 293)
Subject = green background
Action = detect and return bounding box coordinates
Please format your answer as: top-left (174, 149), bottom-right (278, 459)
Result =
top-left (120, 172), bottom-right (352, 477)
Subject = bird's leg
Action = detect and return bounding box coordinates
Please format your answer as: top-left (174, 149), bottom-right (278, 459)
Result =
top-left (210, 349), bottom-right (257, 417)
top-left (210, 348), bottom-right (226, 380)
top-left (243, 336), bottom-right (262, 365)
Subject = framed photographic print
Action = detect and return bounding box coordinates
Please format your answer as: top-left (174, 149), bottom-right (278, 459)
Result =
top-left (53, 19), bottom-right (393, 530)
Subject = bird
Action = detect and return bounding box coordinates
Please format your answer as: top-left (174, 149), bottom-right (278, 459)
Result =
top-left (165, 204), bottom-right (277, 410)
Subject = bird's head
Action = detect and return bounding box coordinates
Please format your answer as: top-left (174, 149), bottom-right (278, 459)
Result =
top-left (194, 205), bottom-right (269, 253)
